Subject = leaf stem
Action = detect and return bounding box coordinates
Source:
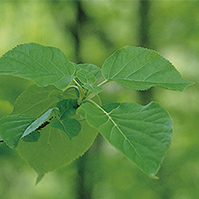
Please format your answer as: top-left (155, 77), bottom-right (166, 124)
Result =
top-left (73, 79), bottom-right (85, 105)
top-left (83, 79), bottom-right (108, 101)
top-left (97, 79), bottom-right (109, 87)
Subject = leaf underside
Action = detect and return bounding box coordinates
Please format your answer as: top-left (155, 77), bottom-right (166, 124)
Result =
top-left (12, 84), bottom-right (62, 117)
top-left (17, 121), bottom-right (97, 176)
top-left (12, 85), bottom-right (97, 179)
top-left (0, 43), bottom-right (75, 90)
top-left (102, 46), bottom-right (193, 91)
top-left (79, 101), bottom-right (172, 177)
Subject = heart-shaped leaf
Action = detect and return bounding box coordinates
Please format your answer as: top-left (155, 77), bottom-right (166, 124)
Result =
top-left (51, 118), bottom-right (81, 139)
top-left (79, 101), bottom-right (172, 177)
top-left (56, 99), bottom-right (78, 120)
top-left (12, 85), bottom-right (97, 181)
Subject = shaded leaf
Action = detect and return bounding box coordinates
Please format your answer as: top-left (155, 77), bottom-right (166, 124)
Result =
top-left (51, 118), bottom-right (81, 139)
top-left (0, 43), bottom-right (75, 90)
top-left (16, 121), bottom-right (97, 178)
top-left (102, 46), bottom-right (193, 91)
top-left (12, 85), bottom-right (97, 180)
top-left (23, 131), bottom-right (40, 142)
top-left (56, 99), bottom-right (78, 120)
top-left (0, 115), bottom-right (34, 148)
top-left (79, 101), bottom-right (172, 177)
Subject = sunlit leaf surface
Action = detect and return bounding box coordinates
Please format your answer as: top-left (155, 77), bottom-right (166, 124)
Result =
top-left (0, 43), bottom-right (75, 90)
top-left (102, 46), bottom-right (193, 91)
top-left (79, 101), bottom-right (172, 177)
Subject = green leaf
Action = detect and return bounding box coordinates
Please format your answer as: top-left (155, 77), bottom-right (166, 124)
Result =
top-left (12, 84), bottom-right (97, 180)
top-left (22, 108), bottom-right (58, 138)
top-left (16, 121), bottom-right (97, 179)
top-left (76, 68), bottom-right (96, 84)
top-left (12, 84), bottom-right (62, 117)
top-left (78, 101), bottom-right (172, 177)
top-left (102, 46), bottom-right (193, 91)
top-left (56, 99), bottom-right (78, 120)
top-left (102, 103), bottom-right (120, 113)
top-left (0, 43), bottom-right (75, 90)
top-left (63, 86), bottom-right (79, 99)
top-left (23, 131), bottom-right (40, 142)
top-left (83, 84), bottom-right (103, 94)
top-left (76, 63), bottom-right (101, 82)
top-left (0, 115), bottom-right (34, 148)
top-left (51, 118), bottom-right (81, 139)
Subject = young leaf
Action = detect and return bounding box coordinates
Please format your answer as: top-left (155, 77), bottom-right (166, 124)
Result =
top-left (0, 115), bottom-right (34, 148)
top-left (0, 43), bottom-right (75, 90)
top-left (78, 101), bottom-right (172, 177)
top-left (56, 99), bottom-right (78, 120)
top-left (83, 84), bottom-right (103, 94)
top-left (63, 86), bottom-right (79, 99)
top-left (76, 68), bottom-right (96, 85)
top-left (51, 118), bottom-right (81, 139)
top-left (76, 63), bottom-right (102, 82)
top-left (102, 46), bottom-right (193, 91)
top-left (22, 108), bottom-right (58, 138)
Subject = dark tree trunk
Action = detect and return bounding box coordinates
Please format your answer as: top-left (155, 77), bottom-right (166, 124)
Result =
top-left (72, 2), bottom-right (92, 199)
top-left (138, 0), bottom-right (153, 105)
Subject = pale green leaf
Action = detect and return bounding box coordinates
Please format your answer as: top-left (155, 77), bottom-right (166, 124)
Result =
top-left (79, 101), bottom-right (172, 177)
top-left (0, 43), bottom-right (75, 90)
top-left (51, 118), bottom-right (81, 139)
top-left (16, 121), bottom-right (97, 177)
top-left (13, 85), bottom-right (97, 179)
top-left (0, 115), bottom-right (34, 148)
top-left (102, 46), bottom-right (193, 91)
top-left (83, 84), bottom-right (103, 94)
top-left (12, 84), bottom-right (62, 117)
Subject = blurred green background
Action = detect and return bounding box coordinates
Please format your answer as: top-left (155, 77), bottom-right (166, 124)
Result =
top-left (0, 0), bottom-right (198, 199)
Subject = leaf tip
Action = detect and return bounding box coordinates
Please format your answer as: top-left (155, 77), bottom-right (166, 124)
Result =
top-left (35, 173), bottom-right (45, 185)
top-left (149, 174), bottom-right (159, 180)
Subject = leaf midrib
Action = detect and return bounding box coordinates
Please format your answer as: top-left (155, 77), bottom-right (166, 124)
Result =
top-left (91, 102), bottom-right (148, 170)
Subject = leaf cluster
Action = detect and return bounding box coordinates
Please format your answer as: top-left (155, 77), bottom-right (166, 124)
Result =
top-left (0, 43), bottom-right (193, 183)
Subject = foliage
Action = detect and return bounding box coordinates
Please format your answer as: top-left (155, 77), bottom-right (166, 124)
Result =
top-left (0, 43), bottom-right (192, 183)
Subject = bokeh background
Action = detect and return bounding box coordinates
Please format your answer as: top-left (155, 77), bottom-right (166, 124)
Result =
top-left (0, 0), bottom-right (198, 199)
